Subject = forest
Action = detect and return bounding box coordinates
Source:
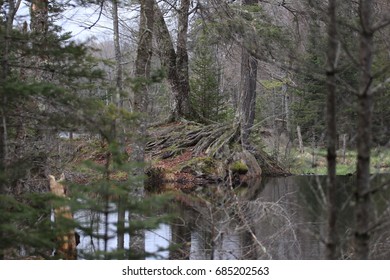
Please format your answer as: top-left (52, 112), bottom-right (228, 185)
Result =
top-left (0, 0), bottom-right (390, 260)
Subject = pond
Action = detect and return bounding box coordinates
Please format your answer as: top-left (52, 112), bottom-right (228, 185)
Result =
top-left (75, 174), bottom-right (390, 259)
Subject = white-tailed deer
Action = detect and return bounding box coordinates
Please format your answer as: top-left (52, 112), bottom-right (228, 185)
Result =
top-left (49, 174), bottom-right (77, 259)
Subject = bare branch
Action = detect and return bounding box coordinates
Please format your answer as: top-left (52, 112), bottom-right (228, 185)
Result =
top-left (87, 0), bottom-right (105, 30)
top-left (372, 17), bottom-right (390, 32)
top-left (371, 77), bottom-right (390, 94)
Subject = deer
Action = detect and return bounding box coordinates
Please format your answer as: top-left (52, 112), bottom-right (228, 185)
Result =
top-left (49, 174), bottom-right (78, 259)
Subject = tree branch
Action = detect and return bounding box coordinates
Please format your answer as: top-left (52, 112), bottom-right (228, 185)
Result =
top-left (87, 0), bottom-right (105, 30)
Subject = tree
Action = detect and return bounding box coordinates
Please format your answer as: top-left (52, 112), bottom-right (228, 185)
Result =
top-left (130, 0), bottom-right (155, 257)
top-left (175, 0), bottom-right (192, 120)
top-left (132, 0), bottom-right (156, 174)
top-left (238, 0), bottom-right (259, 147)
top-left (134, 0), bottom-right (154, 114)
top-left (325, 0), bottom-right (339, 260)
top-left (31, 0), bottom-right (48, 33)
top-left (111, 0), bottom-right (124, 111)
top-left (289, 0), bottom-right (390, 259)
top-left (111, 0), bottom-right (126, 252)
top-left (189, 27), bottom-right (224, 123)
top-left (154, 0), bottom-right (193, 121)
top-left (353, 0), bottom-right (374, 260)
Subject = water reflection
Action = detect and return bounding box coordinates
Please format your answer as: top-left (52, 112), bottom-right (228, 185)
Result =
top-left (145, 224), bottom-right (171, 260)
top-left (75, 206), bottom-right (130, 257)
top-left (76, 175), bottom-right (390, 259)
top-left (172, 174), bottom-right (390, 259)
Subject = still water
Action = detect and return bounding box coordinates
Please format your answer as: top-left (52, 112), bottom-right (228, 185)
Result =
top-left (75, 175), bottom-right (390, 259)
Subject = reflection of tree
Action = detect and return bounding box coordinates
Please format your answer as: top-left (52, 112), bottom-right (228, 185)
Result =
top-left (169, 217), bottom-right (191, 259)
top-left (241, 199), bottom-right (300, 259)
top-left (168, 175), bottom-right (390, 260)
top-left (116, 199), bottom-right (125, 251)
top-left (170, 180), bottom-right (294, 259)
top-left (367, 175), bottom-right (390, 259)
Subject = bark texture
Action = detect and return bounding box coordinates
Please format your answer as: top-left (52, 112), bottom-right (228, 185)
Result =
top-left (131, 0), bottom-right (155, 258)
top-left (134, 0), bottom-right (154, 113)
top-left (354, 0), bottom-right (374, 260)
top-left (112, 0), bottom-right (123, 108)
top-left (325, 0), bottom-right (339, 260)
top-left (154, 0), bottom-right (192, 121)
top-left (238, 0), bottom-right (258, 148)
top-left (239, 48), bottom-right (258, 148)
top-left (133, 0), bottom-right (154, 167)
top-left (31, 0), bottom-right (48, 33)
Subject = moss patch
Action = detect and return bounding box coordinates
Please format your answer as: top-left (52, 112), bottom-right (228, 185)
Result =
top-left (230, 160), bottom-right (249, 174)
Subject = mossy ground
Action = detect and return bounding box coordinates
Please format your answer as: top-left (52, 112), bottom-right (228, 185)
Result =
top-left (286, 147), bottom-right (390, 175)
top-left (230, 160), bottom-right (249, 174)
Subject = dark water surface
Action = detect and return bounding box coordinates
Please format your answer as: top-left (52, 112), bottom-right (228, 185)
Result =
top-left (76, 174), bottom-right (390, 259)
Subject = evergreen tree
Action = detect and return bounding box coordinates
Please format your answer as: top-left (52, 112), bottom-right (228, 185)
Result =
top-left (189, 28), bottom-right (224, 123)
top-left (291, 16), bottom-right (328, 143)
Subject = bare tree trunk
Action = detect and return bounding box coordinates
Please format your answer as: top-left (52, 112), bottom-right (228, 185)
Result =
top-left (112, 0), bottom-right (123, 108)
top-left (325, 0), bottom-right (339, 260)
top-left (131, 0), bottom-right (155, 258)
top-left (238, 0), bottom-right (258, 148)
top-left (112, 0), bottom-right (125, 154)
top-left (175, 0), bottom-right (191, 119)
top-left (154, 0), bottom-right (192, 121)
top-left (354, 0), bottom-right (374, 260)
top-left (134, 0), bottom-right (154, 114)
top-left (154, 4), bottom-right (180, 118)
top-left (111, 0), bottom-right (125, 155)
top-left (116, 200), bottom-right (125, 252)
top-left (239, 49), bottom-right (258, 148)
top-left (111, 1), bottom-right (126, 253)
top-left (133, 0), bottom-right (154, 170)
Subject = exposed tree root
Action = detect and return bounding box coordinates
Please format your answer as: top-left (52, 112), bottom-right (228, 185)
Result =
top-left (145, 121), bottom-right (289, 189)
